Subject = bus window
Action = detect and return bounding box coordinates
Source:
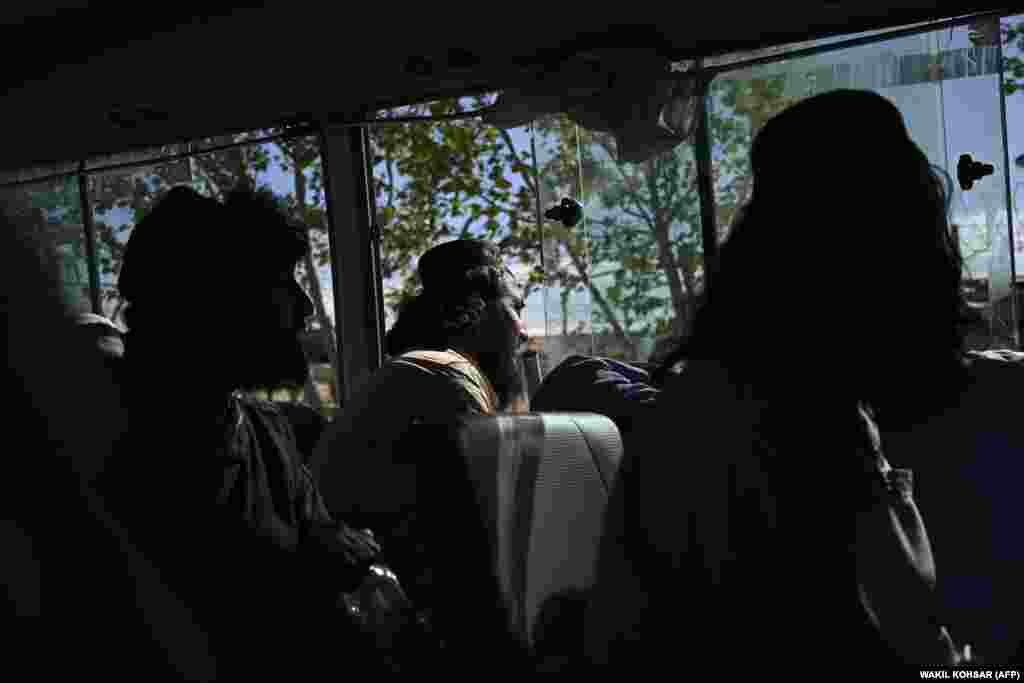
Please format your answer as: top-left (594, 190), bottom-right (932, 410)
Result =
top-left (709, 17), bottom-right (1021, 351)
top-left (86, 131), bottom-right (340, 418)
top-left (1002, 12), bottom-right (1024, 346)
top-left (371, 93), bottom-right (706, 372)
top-left (522, 114), bottom-right (592, 372)
top-left (0, 176), bottom-right (91, 314)
top-left (569, 71), bottom-right (704, 367)
top-left (370, 95), bottom-right (577, 373)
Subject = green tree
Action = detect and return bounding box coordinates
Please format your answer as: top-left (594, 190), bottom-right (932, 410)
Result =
top-left (1, 177), bottom-right (90, 310)
top-left (1005, 23), bottom-right (1024, 96)
top-left (371, 94), bottom-right (543, 319)
top-left (370, 80), bottom-right (793, 360)
top-left (370, 99), bottom-right (632, 350)
top-left (970, 15), bottom-right (1023, 96)
top-left (531, 78), bottom-right (795, 353)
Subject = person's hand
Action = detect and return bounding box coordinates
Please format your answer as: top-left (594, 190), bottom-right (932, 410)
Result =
top-left (333, 523), bottom-right (382, 564)
top-left (306, 522), bottom-right (382, 591)
top-left (939, 627), bottom-right (976, 666)
top-left (952, 644), bottom-right (977, 666)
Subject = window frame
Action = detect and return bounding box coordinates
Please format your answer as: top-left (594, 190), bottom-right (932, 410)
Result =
top-left (1, 7), bottom-right (1017, 393)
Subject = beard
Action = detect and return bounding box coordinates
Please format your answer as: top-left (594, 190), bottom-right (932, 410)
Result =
top-left (474, 346), bottom-right (526, 412)
top-left (239, 332), bottom-right (310, 395)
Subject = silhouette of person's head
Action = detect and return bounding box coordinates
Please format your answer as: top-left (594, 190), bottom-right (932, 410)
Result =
top-left (384, 239), bottom-right (528, 410)
top-left (661, 90), bottom-right (967, 417)
top-left (119, 185), bottom-right (314, 396)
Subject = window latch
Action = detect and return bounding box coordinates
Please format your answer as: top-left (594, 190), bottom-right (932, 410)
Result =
top-left (957, 154), bottom-right (994, 191)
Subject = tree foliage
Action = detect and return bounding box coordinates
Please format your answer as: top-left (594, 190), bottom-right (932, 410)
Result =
top-left (370, 94), bottom-right (543, 319)
top-left (0, 177), bottom-right (89, 310)
top-left (970, 16), bottom-right (1024, 96)
top-left (369, 81), bottom-right (792, 359)
top-left (994, 18), bottom-right (1024, 96)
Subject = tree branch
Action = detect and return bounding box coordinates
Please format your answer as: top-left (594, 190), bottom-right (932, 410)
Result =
top-left (497, 127), bottom-right (536, 196)
top-left (646, 157), bottom-right (662, 224)
top-left (385, 146), bottom-right (396, 210)
top-left (460, 214), bottom-right (475, 236)
top-left (289, 153), bottom-right (339, 407)
top-left (593, 135), bottom-right (658, 227)
top-left (561, 234), bottom-right (638, 358)
top-left (617, 205), bottom-right (652, 224)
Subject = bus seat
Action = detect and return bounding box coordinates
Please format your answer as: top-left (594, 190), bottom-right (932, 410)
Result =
top-left (410, 412), bottom-right (623, 658)
top-left (882, 349), bottom-right (1024, 663)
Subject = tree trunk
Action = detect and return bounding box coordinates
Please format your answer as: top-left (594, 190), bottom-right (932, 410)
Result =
top-left (560, 287), bottom-right (570, 336)
top-left (564, 241), bottom-right (639, 358)
top-left (677, 252), bottom-right (700, 334)
top-left (652, 216), bottom-right (690, 337)
top-left (293, 163), bottom-right (337, 412)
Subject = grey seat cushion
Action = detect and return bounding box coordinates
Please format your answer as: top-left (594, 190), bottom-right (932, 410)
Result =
top-left (441, 412), bottom-right (623, 647)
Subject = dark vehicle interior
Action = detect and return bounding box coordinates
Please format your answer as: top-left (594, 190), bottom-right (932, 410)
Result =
top-left (4, 2), bottom-right (1022, 675)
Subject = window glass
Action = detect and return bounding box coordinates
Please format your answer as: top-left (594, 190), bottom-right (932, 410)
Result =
top-left (371, 95), bottom-right (560, 367)
top-left (1, 176), bottom-right (90, 313)
top-left (1000, 12), bottom-right (1024, 347)
top-left (572, 116), bottom-right (705, 365)
top-left (372, 94), bottom-right (704, 374)
top-left (710, 19), bottom-right (1018, 350)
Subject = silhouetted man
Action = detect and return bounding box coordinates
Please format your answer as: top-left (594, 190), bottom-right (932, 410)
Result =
top-left (311, 239), bottom-right (529, 524)
top-left (98, 185), bottom-right (381, 677)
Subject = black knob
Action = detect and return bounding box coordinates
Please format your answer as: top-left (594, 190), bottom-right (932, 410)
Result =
top-left (543, 198), bottom-right (584, 227)
top-left (957, 154), bottom-right (994, 191)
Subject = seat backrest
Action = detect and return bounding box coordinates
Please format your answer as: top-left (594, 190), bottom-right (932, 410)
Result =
top-left (422, 412), bottom-right (622, 649)
top-left (881, 350), bottom-right (1024, 661)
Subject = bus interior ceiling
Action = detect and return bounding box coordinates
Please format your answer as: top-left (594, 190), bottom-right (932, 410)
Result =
top-left (0, 2), bottom-right (1015, 176)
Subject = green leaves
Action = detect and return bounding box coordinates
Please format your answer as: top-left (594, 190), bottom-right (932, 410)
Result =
top-left (366, 84), bottom-right (780, 351)
top-left (1005, 53), bottom-right (1024, 95)
top-left (998, 20), bottom-right (1024, 96)
top-left (378, 205), bottom-right (396, 226)
top-left (370, 101), bottom-right (537, 283)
